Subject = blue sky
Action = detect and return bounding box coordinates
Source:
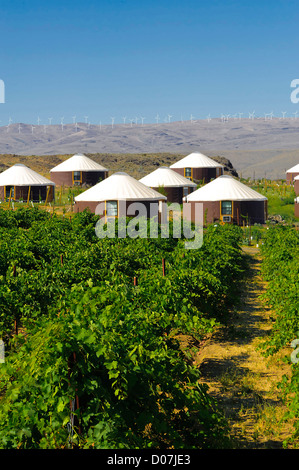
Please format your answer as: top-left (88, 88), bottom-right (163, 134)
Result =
top-left (0, 0), bottom-right (299, 125)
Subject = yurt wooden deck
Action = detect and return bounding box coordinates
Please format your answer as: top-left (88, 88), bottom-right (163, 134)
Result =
top-left (0, 164), bottom-right (55, 202)
top-left (50, 153), bottom-right (108, 187)
top-left (286, 163), bottom-right (299, 183)
top-left (139, 166), bottom-right (197, 203)
top-left (183, 175), bottom-right (268, 225)
top-left (170, 152), bottom-right (224, 183)
top-left (74, 171), bottom-right (167, 219)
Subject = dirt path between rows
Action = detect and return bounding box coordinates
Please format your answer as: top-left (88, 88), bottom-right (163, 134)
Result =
top-left (196, 245), bottom-right (294, 449)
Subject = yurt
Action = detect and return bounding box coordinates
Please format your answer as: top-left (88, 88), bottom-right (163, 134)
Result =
top-left (0, 163), bottom-right (55, 202)
top-left (50, 153), bottom-right (108, 186)
top-left (139, 166), bottom-right (197, 203)
top-left (74, 171), bottom-right (167, 218)
top-left (286, 163), bottom-right (299, 183)
top-left (294, 175), bottom-right (299, 195)
top-left (183, 175), bottom-right (268, 225)
top-left (295, 197), bottom-right (299, 218)
top-left (170, 152), bottom-right (224, 182)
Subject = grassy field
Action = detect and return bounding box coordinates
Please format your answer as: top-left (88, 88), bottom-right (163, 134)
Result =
top-left (244, 178), bottom-right (298, 224)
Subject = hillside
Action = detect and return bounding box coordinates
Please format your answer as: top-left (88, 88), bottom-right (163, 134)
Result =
top-left (0, 152), bottom-right (238, 181)
top-left (1, 118), bottom-right (299, 179)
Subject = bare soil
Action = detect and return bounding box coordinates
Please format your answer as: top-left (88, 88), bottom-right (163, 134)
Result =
top-left (195, 245), bottom-right (294, 449)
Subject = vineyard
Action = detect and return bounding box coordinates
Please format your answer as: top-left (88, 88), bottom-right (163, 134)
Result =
top-left (0, 207), bottom-right (248, 449)
top-left (259, 225), bottom-right (299, 445)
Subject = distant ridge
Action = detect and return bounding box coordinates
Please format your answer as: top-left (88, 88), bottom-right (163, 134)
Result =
top-left (0, 118), bottom-right (299, 179)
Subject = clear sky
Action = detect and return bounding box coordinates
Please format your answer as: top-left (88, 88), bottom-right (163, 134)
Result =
top-left (1, 0), bottom-right (299, 125)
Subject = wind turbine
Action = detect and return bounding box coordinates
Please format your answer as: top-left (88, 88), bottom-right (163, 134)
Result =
top-left (72, 115), bottom-right (76, 124)
top-left (281, 111), bottom-right (287, 119)
top-left (31, 125), bottom-right (35, 134)
top-left (129, 118), bottom-right (134, 127)
top-left (167, 114), bottom-right (172, 123)
top-left (249, 111), bottom-right (255, 120)
top-left (122, 116), bottom-right (127, 124)
top-left (37, 116), bottom-right (41, 125)
top-left (60, 117), bottom-right (64, 131)
top-left (140, 116), bottom-right (145, 125)
top-left (8, 117), bottom-right (13, 125)
top-left (84, 116), bottom-right (88, 124)
top-left (206, 114), bottom-right (211, 122)
top-left (155, 114), bottom-right (160, 124)
top-left (111, 117), bottom-right (115, 128)
top-left (238, 112), bottom-right (243, 120)
top-left (190, 114), bottom-right (196, 124)
top-left (293, 111), bottom-right (298, 120)
top-left (48, 117), bottom-right (53, 125)
top-left (18, 124), bottom-right (21, 134)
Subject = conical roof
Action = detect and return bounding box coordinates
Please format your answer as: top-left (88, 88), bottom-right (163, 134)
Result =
top-left (0, 164), bottom-right (55, 186)
top-left (183, 175), bottom-right (267, 202)
top-left (286, 163), bottom-right (299, 173)
top-left (75, 172), bottom-right (167, 202)
top-left (50, 153), bottom-right (108, 172)
top-left (139, 166), bottom-right (197, 188)
top-left (170, 152), bottom-right (224, 169)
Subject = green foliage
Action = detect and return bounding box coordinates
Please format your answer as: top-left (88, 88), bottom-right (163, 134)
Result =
top-left (0, 207), bottom-right (246, 449)
top-left (259, 226), bottom-right (299, 443)
top-left (260, 226), bottom-right (299, 353)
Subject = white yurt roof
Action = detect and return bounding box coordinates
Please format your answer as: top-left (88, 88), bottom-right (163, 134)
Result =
top-left (75, 172), bottom-right (167, 202)
top-left (50, 153), bottom-right (108, 172)
top-left (139, 166), bottom-right (197, 188)
top-left (170, 152), bottom-right (224, 169)
top-left (286, 163), bottom-right (299, 173)
top-left (183, 175), bottom-right (267, 202)
top-left (0, 164), bottom-right (55, 187)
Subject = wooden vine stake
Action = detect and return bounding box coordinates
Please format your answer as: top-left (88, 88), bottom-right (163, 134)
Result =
top-left (13, 265), bottom-right (18, 334)
top-left (67, 351), bottom-right (81, 442)
top-left (162, 258), bottom-right (165, 277)
top-left (134, 276), bottom-right (138, 286)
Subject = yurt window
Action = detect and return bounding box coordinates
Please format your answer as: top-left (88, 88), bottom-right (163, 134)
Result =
top-left (5, 186), bottom-right (15, 199)
top-left (221, 200), bottom-right (232, 215)
top-left (184, 168), bottom-right (192, 180)
top-left (106, 201), bottom-right (118, 217)
top-left (73, 171), bottom-right (82, 185)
